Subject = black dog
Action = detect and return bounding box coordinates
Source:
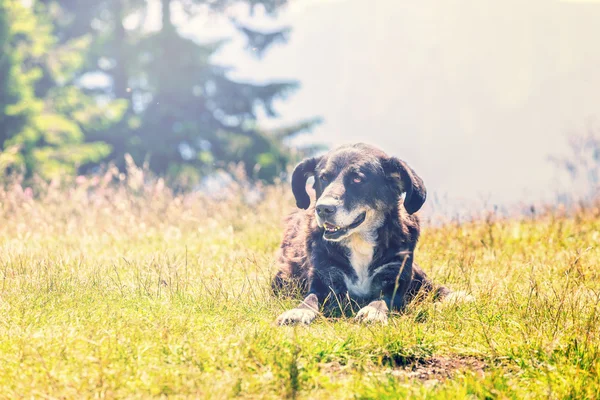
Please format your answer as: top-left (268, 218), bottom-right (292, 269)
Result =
top-left (272, 143), bottom-right (464, 325)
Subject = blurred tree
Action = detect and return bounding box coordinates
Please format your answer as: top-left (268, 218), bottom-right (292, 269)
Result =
top-left (0, 0), bottom-right (32, 158)
top-left (0, 0), bottom-right (125, 180)
top-left (550, 122), bottom-right (600, 202)
top-left (39, 0), bottom-right (320, 184)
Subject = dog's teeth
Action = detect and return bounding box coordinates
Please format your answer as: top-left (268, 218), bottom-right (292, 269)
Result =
top-left (324, 224), bottom-right (342, 233)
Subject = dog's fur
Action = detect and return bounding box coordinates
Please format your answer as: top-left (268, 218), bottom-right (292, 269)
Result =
top-left (272, 143), bottom-right (456, 325)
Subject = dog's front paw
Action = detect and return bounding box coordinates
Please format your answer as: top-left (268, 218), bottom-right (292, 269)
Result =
top-left (276, 308), bottom-right (317, 326)
top-left (355, 305), bottom-right (389, 324)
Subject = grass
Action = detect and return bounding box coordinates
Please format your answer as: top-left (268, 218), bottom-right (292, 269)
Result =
top-left (0, 170), bottom-right (599, 399)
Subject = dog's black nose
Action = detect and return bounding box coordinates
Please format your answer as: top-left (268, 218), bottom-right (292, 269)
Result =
top-left (316, 204), bottom-right (336, 217)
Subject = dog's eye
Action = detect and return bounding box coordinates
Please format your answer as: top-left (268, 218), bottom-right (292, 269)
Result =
top-left (353, 176), bottom-right (363, 184)
top-left (320, 175), bottom-right (329, 183)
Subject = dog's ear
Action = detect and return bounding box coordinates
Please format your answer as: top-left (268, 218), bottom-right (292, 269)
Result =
top-left (383, 157), bottom-right (427, 214)
top-left (291, 157), bottom-right (321, 209)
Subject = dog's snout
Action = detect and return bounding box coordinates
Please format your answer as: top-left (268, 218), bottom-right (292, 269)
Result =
top-left (316, 204), bottom-right (336, 217)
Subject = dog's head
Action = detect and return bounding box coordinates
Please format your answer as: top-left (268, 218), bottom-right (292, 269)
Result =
top-left (291, 143), bottom-right (426, 241)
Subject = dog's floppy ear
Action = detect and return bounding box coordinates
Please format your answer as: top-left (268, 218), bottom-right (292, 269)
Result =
top-left (383, 157), bottom-right (427, 214)
top-left (291, 157), bottom-right (321, 209)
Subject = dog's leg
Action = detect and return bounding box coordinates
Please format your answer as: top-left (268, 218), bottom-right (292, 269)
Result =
top-left (275, 293), bottom-right (319, 325)
top-left (354, 299), bottom-right (389, 324)
top-left (275, 269), bottom-right (348, 325)
top-left (355, 261), bottom-right (414, 324)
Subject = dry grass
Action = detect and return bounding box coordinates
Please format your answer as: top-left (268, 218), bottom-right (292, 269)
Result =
top-left (0, 166), bottom-right (599, 398)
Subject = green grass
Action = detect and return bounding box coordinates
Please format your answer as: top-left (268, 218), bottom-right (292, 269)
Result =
top-left (1, 174), bottom-right (599, 399)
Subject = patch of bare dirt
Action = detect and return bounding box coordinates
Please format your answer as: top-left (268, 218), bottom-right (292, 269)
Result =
top-left (317, 356), bottom-right (487, 386)
top-left (393, 356), bottom-right (486, 382)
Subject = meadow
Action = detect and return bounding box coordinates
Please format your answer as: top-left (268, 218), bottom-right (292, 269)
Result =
top-left (0, 166), bottom-right (599, 399)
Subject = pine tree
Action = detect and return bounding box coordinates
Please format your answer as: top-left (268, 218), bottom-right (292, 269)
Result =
top-left (0, 0), bottom-right (41, 174)
top-left (41, 0), bottom-right (320, 184)
top-left (0, 0), bottom-right (125, 180)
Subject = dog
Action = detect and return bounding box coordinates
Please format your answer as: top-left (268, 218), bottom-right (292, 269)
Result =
top-left (272, 143), bottom-right (466, 325)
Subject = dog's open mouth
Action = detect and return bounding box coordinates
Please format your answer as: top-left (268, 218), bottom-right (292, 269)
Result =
top-left (322, 212), bottom-right (366, 240)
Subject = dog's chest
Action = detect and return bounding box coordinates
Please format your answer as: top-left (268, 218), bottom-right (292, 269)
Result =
top-left (343, 234), bottom-right (376, 297)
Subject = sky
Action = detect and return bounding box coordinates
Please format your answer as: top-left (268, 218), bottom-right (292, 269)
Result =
top-left (142, 0), bottom-right (600, 213)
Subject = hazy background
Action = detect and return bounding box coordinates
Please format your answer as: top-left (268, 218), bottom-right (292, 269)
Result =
top-left (2, 0), bottom-right (600, 216)
top-left (205, 0), bottom-right (600, 208)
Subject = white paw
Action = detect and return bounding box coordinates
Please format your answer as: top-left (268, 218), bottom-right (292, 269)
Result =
top-left (276, 308), bottom-right (317, 326)
top-left (355, 305), bottom-right (389, 324)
